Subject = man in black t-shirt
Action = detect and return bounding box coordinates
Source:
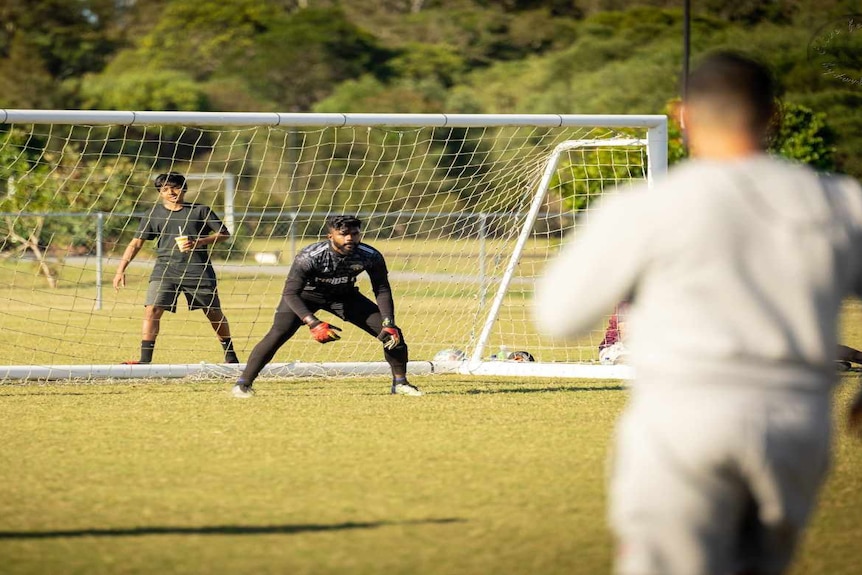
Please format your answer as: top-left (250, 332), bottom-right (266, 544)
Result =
top-left (113, 172), bottom-right (239, 365)
top-left (231, 214), bottom-right (420, 398)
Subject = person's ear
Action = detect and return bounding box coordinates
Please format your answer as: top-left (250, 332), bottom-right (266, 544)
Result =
top-left (671, 100), bottom-right (686, 130)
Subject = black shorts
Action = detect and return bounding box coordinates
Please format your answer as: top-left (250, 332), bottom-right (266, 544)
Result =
top-left (144, 280), bottom-right (222, 313)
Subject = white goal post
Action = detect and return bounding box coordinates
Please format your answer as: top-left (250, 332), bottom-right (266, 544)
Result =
top-left (0, 110), bottom-right (666, 381)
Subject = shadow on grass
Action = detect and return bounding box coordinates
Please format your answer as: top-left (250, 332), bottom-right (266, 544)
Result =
top-left (0, 389), bottom-right (131, 398)
top-left (0, 517), bottom-right (464, 539)
top-left (461, 384), bottom-right (626, 395)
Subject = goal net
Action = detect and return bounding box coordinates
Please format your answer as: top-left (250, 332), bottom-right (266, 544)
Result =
top-left (0, 111), bottom-right (666, 381)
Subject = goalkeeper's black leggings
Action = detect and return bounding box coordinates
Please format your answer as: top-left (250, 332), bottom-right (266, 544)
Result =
top-left (239, 292), bottom-right (408, 385)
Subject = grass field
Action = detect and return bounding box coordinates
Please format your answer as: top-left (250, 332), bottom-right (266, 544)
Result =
top-left (2, 237), bottom-right (862, 573)
top-left (1, 375), bottom-right (861, 575)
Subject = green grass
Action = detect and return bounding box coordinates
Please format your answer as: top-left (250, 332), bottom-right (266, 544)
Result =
top-left (1, 376), bottom-right (861, 575)
top-left (2, 237), bottom-right (862, 573)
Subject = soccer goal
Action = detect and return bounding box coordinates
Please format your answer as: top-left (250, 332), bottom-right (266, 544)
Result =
top-left (0, 110), bottom-right (666, 381)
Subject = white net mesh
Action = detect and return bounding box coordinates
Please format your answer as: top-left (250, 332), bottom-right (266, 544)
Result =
top-left (0, 114), bottom-right (661, 377)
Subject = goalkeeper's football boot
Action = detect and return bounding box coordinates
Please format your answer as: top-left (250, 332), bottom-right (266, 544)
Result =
top-left (231, 383), bottom-right (254, 398)
top-left (391, 382), bottom-right (422, 396)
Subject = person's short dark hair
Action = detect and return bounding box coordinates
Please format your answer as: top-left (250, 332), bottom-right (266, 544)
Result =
top-left (686, 51), bottom-right (778, 133)
top-left (154, 172), bottom-right (187, 191)
top-left (327, 215), bottom-right (362, 232)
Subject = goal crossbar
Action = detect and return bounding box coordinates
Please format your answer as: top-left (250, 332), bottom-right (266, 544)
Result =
top-left (1, 109), bottom-right (667, 129)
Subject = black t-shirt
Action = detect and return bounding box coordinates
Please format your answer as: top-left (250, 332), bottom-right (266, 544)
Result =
top-left (134, 203), bottom-right (226, 286)
top-left (282, 240), bottom-right (395, 320)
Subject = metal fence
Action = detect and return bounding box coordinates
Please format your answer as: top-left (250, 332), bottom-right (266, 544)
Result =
top-left (1, 210), bottom-right (575, 310)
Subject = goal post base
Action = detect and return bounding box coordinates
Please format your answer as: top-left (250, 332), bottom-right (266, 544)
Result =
top-left (0, 361), bottom-right (454, 382)
top-left (0, 361), bottom-right (628, 381)
top-left (460, 361), bottom-right (633, 380)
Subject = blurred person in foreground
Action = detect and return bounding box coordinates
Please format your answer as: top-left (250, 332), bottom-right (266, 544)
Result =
top-left (113, 171), bottom-right (239, 364)
top-left (230, 214), bottom-right (419, 398)
top-left (534, 51), bottom-right (862, 575)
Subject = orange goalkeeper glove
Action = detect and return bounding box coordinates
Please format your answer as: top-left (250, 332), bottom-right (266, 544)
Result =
top-left (308, 319), bottom-right (341, 344)
top-left (377, 319), bottom-right (404, 350)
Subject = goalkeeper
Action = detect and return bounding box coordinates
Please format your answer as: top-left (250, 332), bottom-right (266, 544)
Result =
top-left (231, 215), bottom-right (420, 398)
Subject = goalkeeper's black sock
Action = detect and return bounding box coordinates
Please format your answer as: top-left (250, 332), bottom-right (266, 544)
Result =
top-left (393, 375), bottom-right (409, 385)
top-left (140, 340), bottom-right (155, 363)
top-left (221, 338), bottom-right (239, 364)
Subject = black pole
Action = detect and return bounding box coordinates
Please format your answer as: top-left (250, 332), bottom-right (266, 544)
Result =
top-left (682, 0), bottom-right (691, 100)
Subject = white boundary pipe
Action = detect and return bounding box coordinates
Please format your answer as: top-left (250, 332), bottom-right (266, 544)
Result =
top-left (0, 109), bottom-right (667, 129)
top-left (0, 360), bottom-right (632, 382)
top-left (462, 360), bottom-right (633, 380)
top-left (0, 361), bottom-right (452, 382)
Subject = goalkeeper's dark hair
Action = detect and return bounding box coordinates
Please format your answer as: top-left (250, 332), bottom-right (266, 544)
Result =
top-left (686, 51), bottom-right (779, 135)
top-left (327, 214), bottom-right (362, 232)
top-left (153, 172), bottom-right (188, 191)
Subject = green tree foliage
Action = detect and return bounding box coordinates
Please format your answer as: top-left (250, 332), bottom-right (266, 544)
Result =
top-left (0, 0), bottom-right (125, 107)
top-left (0, 128), bottom-right (144, 284)
top-left (699, 0), bottom-right (797, 24)
top-left (78, 70), bottom-right (207, 111)
top-left (0, 128), bottom-right (143, 224)
top-left (388, 43), bottom-right (467, 87)
top-left (313, 76), bottom-right (390, 113)
top-left (551, 147), bottom-right (646, 213)
top-left (0, 129), bottom-right (32, 187)
top-left (132, 0), bottom-right (281, 80)
top-left (446, 8), bottom-right (696, 115)
top-left (0, 36), bottom-right (58, 108)
top-left (795, 90), bottom-right (862, 177)
top-left (475, 0), bottom-right (584, 17)
top-left (0, 0), bottom-right (120, 80)
top-left (75, 70), bottom-right (212, 167)
top-left (771, 102), bottom-right (836, 170)
top-left (662, 100), bottom-right (836, 170)
top-left (428, 127), bottom-right (493, 203)
top-left (3, 0), bottom-right (862, 210)
top-left (239, 8), bottom-right (391, 111)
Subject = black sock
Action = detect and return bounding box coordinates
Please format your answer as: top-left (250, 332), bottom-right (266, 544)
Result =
top-left (221, 338), bottom-right (239, 363)
top-left (140, 340), bottom-right (155, 363)
top-left (393, 375), bottom-right (408, 385)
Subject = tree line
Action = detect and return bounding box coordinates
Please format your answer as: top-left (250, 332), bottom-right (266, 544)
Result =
top-left (1, 0), bottom-right (859, 287)
top-left (0, 0), bottom-right (858, 217)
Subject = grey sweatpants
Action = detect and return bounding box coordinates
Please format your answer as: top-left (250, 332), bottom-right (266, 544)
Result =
top-left (608, 385), bottom-right (831, 575)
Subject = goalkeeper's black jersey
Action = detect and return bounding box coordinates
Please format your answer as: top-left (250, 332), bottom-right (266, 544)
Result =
top-left (282, 240), bottom-right (395, 320)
